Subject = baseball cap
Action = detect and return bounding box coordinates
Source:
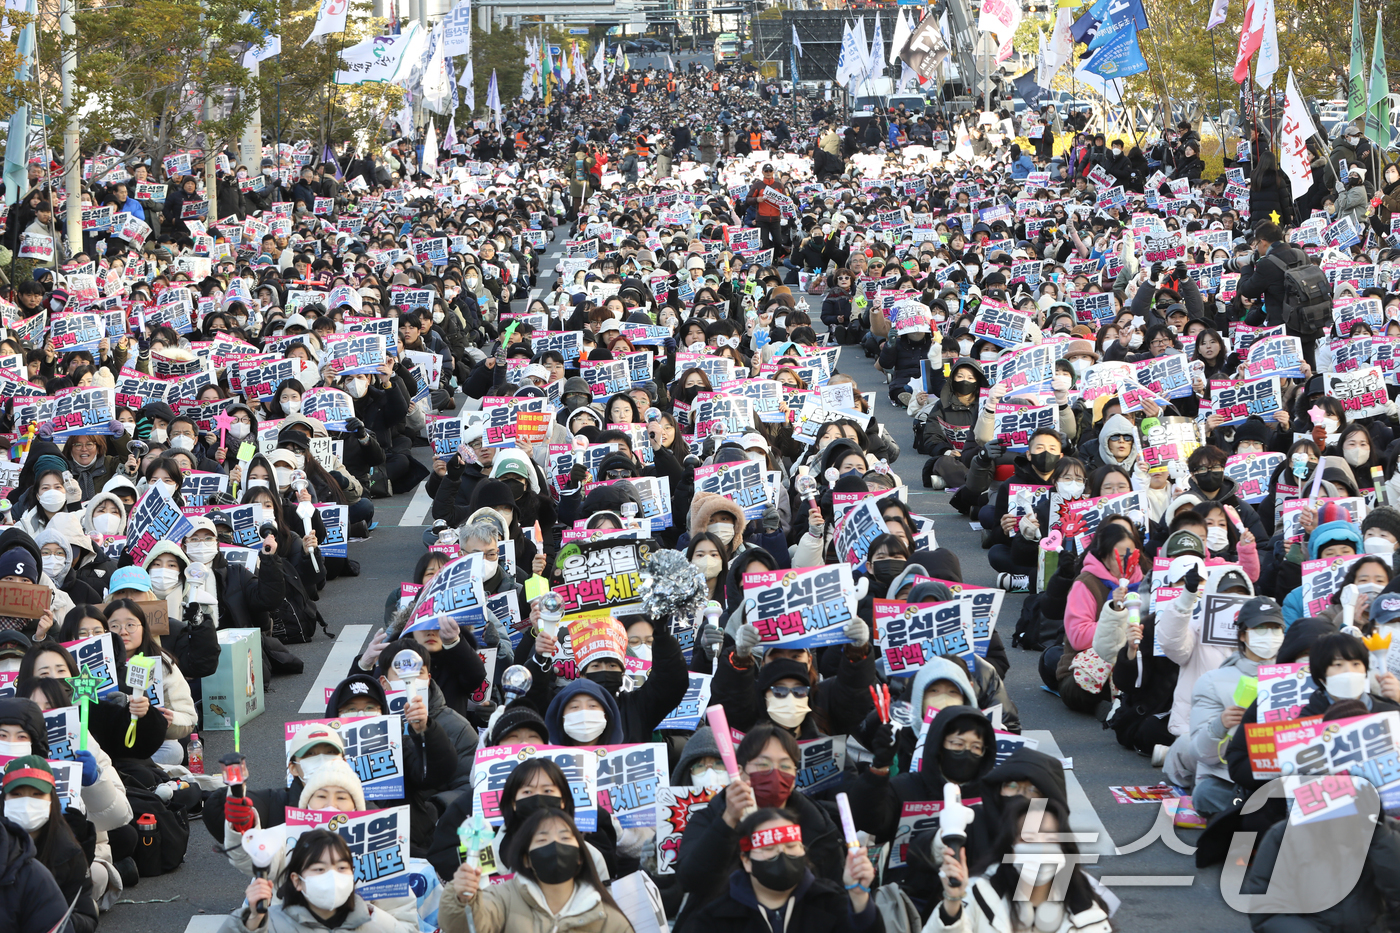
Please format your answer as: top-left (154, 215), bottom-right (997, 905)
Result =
top-left (289, 723), bottom-right (345, 761)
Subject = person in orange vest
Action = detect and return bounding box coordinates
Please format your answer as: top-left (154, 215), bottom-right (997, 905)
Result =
top-left (628, 78), bottom-right (639, 94)
top-left (636, 134), bottom-right (651, 159)
top-left (748, 128), bottom-right (763, 153)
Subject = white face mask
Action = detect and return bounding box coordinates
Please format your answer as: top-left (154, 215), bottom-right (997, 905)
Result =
top-left (692, 555), bottom-right (722, 579)
top-left (1206, 527), bottom-right (1229, 551)
top-left (1344, 447), bottom-right (1370, 467)
top-left (169, 435), bottom-right (195, 451)
top-left (563, 709), bottom-right (609, 743)
top-left (958, 340), bottom-right (974, 355)
top-left (433, 311), bottom-right (445, 324)
top-left (1323, 418), bottom-right (1340, 434)
top-left (479, 558), bottom-right (499, 580)
top-left (1051, 373), bottom-right (1071, 392)
top-left (1012, 841), bottom-right (1064, 886)
top-left (344, 379), bottom-right (369, 399)
top-left (467, 277), bottom-right (480, 289)
top-left (93, 512), bottom-right (121, 535)
top-left (1327, 671), bottom-right (1368, 700)
top-left (1056, 480), bottom-right (1084, 499)
top-left (979, 351), bottom-right (998, 362)
top-left (275, 468), bottom-right (293, 488)
top-left (38, 489), bottom-right (65, 512)
top-left (1127, 332), bottom-right (1143, 349)
top-left (228, 421), bottom-right (250, 440)
top-left (186, 541), bottom-right (218, 565)
top-left (247, 479), bottom-right (270, 490)
top-left (708, 522), bottom-right (735, 545)
top-left (149, 427), bottom-right (168, 444)
top-left (3, 797), bottom-right (48, 833)
top-left (299, 869), bottom-right (355, 912)
top-left (296, 753), bottom-right (340, 784)
top-left (0, 739), bottom-right (31, 757)
top-left (1112, 147), bottom-right (1122, 156)
top-left (1365, 536), bottom-right (1396, 556)
top-left (282, 398), bottom-right (302, 414)
top-left (41, 555), bottom-right (65, 579)
top-left (1245, 628), bottom-right (1284, 660)
top-left (1070, 358), bottom-right (1091, 376)
top-left (149, 566), bottom-right (180, 595)
top-left (630, 644), bottom-right (652, 663)
top-left (693, 767), bottom-right (729, 790)
top-left (766, 694), bottom-right (809, 728)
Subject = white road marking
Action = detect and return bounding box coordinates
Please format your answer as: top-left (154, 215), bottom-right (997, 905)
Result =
top-left (300, 624), bottom-right (374, 714)
top-left (183, 917), bottom-right (226, 933)
top-left (398, 480), bottom-right (434, 527)
top-left (1023, 729), bottom-right (1116, 855)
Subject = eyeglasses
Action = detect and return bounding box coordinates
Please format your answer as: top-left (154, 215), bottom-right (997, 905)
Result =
top-left (748, 755), bottom-right (798, 775)
top-left (768, 685), bottom-right (810, 699)
top-left (108, 619), bottom-right (142, 635)
top-left (944, 737), bottom-right (985, 756)
top-left (628, 636), bottom-right (654, 647)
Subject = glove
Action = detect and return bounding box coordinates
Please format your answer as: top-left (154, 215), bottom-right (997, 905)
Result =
top-left (870, 721), bottom-right (897, 770)
top-left (135, 414), bottom-right (153, 440)
top-left (345, 417), bottom-right (366, 438)
top-left (1184, 564), bottom-right (1201, 594)
top-left (734, 622), bottom-right (762, 659)
top-left (63, 475), bottom-right (82, 504)
top-left (74, 749), bottom-right (99, 786)
top-left (1175, 260), bottom-right (1188, 280)
top-left (224, 795), bottom-right (257, 834)
top-left (980, 441), bottom-right (1007, 463)
top-left (843, 617), bottom-right (870, 648)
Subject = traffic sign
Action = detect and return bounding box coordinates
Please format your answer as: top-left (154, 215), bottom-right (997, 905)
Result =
top-left (569, 27), bottom-right (589, 34)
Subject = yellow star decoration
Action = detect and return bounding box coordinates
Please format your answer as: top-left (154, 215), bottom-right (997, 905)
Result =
top-left (1269, 211), bottom-right (1280, 224)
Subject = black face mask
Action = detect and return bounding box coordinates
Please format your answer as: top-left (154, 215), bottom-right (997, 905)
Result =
top-left (528, 841), bottom-right (582, 884)
top-left (1029, 450), bottom-right (1061, 474)
top-left (953, 380), bottom-right (977, 397)
top-left (504, 477), bottom-right (526, 499)
top-left (748, 851), bottom-right (807, 892)
top-left (507, 793), bottom-right (563, 828)
top-left (1195, 469), bottom-right (1225, 493)
top-left (939, 748), bottom-right (982, 783)
top-left (585, 669), bottom-right (625, 695)
top-left (871, 559), bottom-right (908, 586)
top-left (678, 384), bottom-right (700, 404)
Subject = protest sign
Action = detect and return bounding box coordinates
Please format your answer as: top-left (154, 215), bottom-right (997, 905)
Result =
top-left (284, 806), bottom-right (411, 899)
top-left (833, 497), bottom-right (887, 568)
top-left (238, 357), bottom-right (315, 402)
top-left (428, 416), bottom-right (461, 459)
top-left (60, 635), bottom-right (119, 696)
top-left (740, 565), bottom-right (858, 649)
top-left (795, 735), bottom-right (846, 794)
top-left (1132, 353), bottom-right (1193, 399)
top-left (579, 360), bottom-right (630, 401)
top-left (657, 674), bottom-right (712, 732)
top-left (302, 387), bottom-right (355, 431)
top-left (284, 716), bottom-right (404, 798)
top-left (324, 333), bottom-right (389, 376)
top-left (1300, 555), bottom-right (1364, 617)
top-left (1058, 490), bottom-right (1146, 548)
top-left (1325, 367), bottom-right (1390, 419)
top-left (1209, 378), bottom-right (1282, 424)
top-left (125, 485), bottom-right (195, 566)
top-left (873, 599), bottom-right (977, 673)
top-left (655, 787), bottom-right (715, 874)
top-left (180, 471), bottom-right (229, 506)
top-left (407, 551), bottom-right (487, 626)
top-left (1240, 335), bottom-right (1306, 380)
top-left (49, 312), bottom-right (103, 354)
top-left (692, 394), bottom-right (755, 437)
top-left (970, 302), bottom-right (1030, 348)
top-left (692, 459), bottom-right (770, 518)
top-left (553, 539), bottom-right (647, 618)
top-left (482, 396), bottom-right (548, 448)
top-left (1276, 711), bottom-right (1400, 813)
top-left (1224, 452), bottom-right (1285, 504)
top-left (1257, 662), bottom-right (1319, 723)
top-left (471, 744), bottom-right (599, 829)
top-left (991, 404), bottom-right (1056, 452)
top-left (315, 503), bottom-right (348, 559)
top-left (591, 743), bottom-right (668, 828)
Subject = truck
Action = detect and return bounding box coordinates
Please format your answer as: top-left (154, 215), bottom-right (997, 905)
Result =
top-left (713, 32), bottom-right (741, 70)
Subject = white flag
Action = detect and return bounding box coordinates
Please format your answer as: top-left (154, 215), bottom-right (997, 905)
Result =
top-left (1254, 0), bottom-right (1279, 89)
top-left (444, 116), bottom-right (457, 149)
top-left (422, 23), bottom-right (452, 114)
top-left (667, 52), bottom-right (675, 71)
top-left (592, 42), bottom-right (605, 74)
top-left (303, 0), bottom-right (348, 46)
top-left (1048, 4), bottom-right (1073, 71)
top-left (978, 0), bottom-right (1023, 42)
top-left (442, 0), bottom-right (472, 58)
top-left (486, 68), bottom-right (501, 127)
top-left (460, 57), bottom-right (475, 110)
top-left (835, 22), bottom-right (857, 87)
top-left (792, 25), bottom-right (803, 58)
top-left (422, 120), bottom-right (438, 177)
top-left (1207, 0), bottom-right (1230, 30)
top-left (888, 9), bottom-right (910, 66)
top-left (560, 44), bottom-right (573, 84)
top-left (868, 15), bottom-right (885, 79)
top-left (853, 17), bottom-right (870, 77)
top-left (1280, 68), bottom-right (1318, 196)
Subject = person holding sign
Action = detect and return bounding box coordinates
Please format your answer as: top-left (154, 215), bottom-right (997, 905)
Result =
top-left (229, 828), bottom-right (393, 933)
top-left (443, 809), bottom-right (633, 933)
top-left (0, 757), bottom-right (84, 933)
top-left (674, 724), bottom-right (844, 927)
top-left (681, 808), bottom-right (877, 933)
top-left (104, 598), bottom-right (203, 764)
top-left (1, 755), bottom-right (100, 933)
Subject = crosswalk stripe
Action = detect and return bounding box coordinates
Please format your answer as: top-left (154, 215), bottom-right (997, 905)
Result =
top-left (183, 916), bottom-right (226, 933)
top-left (1024, 729), bottom-right (1115, 855)
top-left (299, 624), bottom-right (374, 714)
top-left (398, 481), bottom-right (434, 527)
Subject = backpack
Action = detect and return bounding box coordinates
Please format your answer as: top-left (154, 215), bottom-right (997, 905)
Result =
top-left (1265, 251), bottom-right (1332, 337)
top-left (127, 787), bottom-right (190, 876)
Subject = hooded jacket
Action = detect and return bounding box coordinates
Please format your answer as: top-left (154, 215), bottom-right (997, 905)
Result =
top-left (1093, 413), bottom-right (1141, 472)
top-left (544, 679), bottom-right (626, 746)
top-left (0, 817), bottom-right (76, 933)
top-left (919, 359), bottom-right (986, 457)
top-left (0, 697), bottom-right (132, 833)
top-left (438, 871), bottom-right (634, 933)
top-left (220, 894), bottom-right (402, 933)
top-left (1279, 519), bottom-right (1365, 623)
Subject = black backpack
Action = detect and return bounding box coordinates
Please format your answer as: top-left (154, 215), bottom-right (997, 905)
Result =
top-left (1266, 251), bottom-right (1332, 337)
top-left (127, 787), bottom-right (191, 877)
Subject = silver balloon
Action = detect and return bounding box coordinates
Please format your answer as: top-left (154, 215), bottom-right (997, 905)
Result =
top-left (501, 665), bottom-right (533, 702)
top-left (638, 548), bottom-right (709, 626)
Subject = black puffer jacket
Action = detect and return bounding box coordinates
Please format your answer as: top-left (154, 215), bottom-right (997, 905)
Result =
top-left (877, 333), bottom-right (933, 383)
top-left (0, 817), bottom-right (76, 933)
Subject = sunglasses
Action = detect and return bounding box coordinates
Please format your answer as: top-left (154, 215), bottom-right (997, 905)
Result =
top-left (768, 685), bottom-right (810, 699)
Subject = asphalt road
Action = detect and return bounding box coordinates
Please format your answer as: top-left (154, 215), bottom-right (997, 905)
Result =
top-left (107, 235), bottom-right (1250, 933)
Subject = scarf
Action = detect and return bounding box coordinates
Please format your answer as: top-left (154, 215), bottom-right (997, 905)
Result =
top-left (70, 457), bottom-right (106, 501)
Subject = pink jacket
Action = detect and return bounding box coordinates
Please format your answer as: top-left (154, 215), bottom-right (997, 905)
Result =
top-left (1210, 539), bottom-right (1260, 580)
top-left (1065, 552), bottom-right (1145, 652)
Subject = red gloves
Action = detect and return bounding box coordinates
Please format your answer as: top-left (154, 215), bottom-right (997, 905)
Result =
top-left (225, 796), bottom-right (257, 834)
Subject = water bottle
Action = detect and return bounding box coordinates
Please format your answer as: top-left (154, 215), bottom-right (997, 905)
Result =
top-left (187, 733), bottom-right (204, 774)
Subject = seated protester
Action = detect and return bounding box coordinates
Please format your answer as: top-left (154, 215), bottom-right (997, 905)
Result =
top-left (463, 479), bottom-right (544, 582)
top-left (105, 597), bottom-right (201, 767)
top-left (1052, 521), bottom-right (1145, 714)
top-left (442, 809), bottom-right (633, 933)
top-left (674, 724), bottom-right (843, 931)
top-left (912, 356), bottom-right (987, 492)
top-left (0, 532), bottom-right (71, 638)
top-left (229, 828), bottom-right (400, 933)
top-left (1101, 570), bottom-right (1182, 757)
top-left (678, 491), bottom-right (791, 570)
top-left (0, 757), bottom-right (83, 933)
top-left (17, 452), bottom-right (81, 536)
top-left (714, 588), bottom-right (876, 737)
top-left (1296, 632), bottom-right (1400, 715)
top-left (965, 429), bottom-right (1072, 593)
top-left (208, 723), bottom-right (346, 849)
top-left (930, 796), bottom-right (1113, 933)
top-left (1182, 445), bottom-right (1269, 543)
top-left (991, 457), bottom-right (1088, 591)
top-left (222, 758), bottom-right (418, 933)
top-left (1180, 596), bottom-right (1288, 817)
top-left (371, 642), bottom-right (477, 793)
top-left (854, 655), bottom-right (980, 776)
top-left (906, 581), bottom-right (1020, 732)
top-left (1316, 556), bottom-right (1393, 633)
top-left (1, 755), bottom-right (99, 933)
top-left (64, 434), bottom-right (132, 501)
top-left (1279, 506), bottom-right (1363, 624)
top-left (240, 486), bottom-right (326, 640)
top-left (981, 748), bottom-right (1070, 826)
top-left (165, 415), bottom-right (225, 474)
top-left (1241, 710), bottom-right (1400, 929)
top-left (849, 705), bottom-right (997, 913)
top-left (528, 616), bottom-right (687, 745)
top-left (380, 550), bottom-right (451, 626)
top-left (1196, 501), bottom-right (1260, 581)
top-left (191, 514), bottom-right (299, 674)
top-left (35, 520), bottom-right (101, 606)
top-left (681, 807), bottom-right (878, 933)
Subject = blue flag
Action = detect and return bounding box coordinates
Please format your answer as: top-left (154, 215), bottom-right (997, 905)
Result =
top-left (1089, 0), bottom-right (1149, 30)
top-left (1082, 25), bottom-right (1149, 79)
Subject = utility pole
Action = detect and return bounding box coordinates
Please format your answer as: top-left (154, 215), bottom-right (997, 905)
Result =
top-left (59, 0), bottom-right (80, 251)
top-left (240, 57), bottom-right (262, 169)
top-left (202, 0), bottom-right (217, 220)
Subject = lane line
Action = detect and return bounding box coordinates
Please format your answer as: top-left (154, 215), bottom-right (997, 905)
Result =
top-left (300, 624), bottom-right (374, 714)
top-left (1023, 729), bottom-right (1116, 855)
top-left (398, 481), bottom-right (434, 527)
